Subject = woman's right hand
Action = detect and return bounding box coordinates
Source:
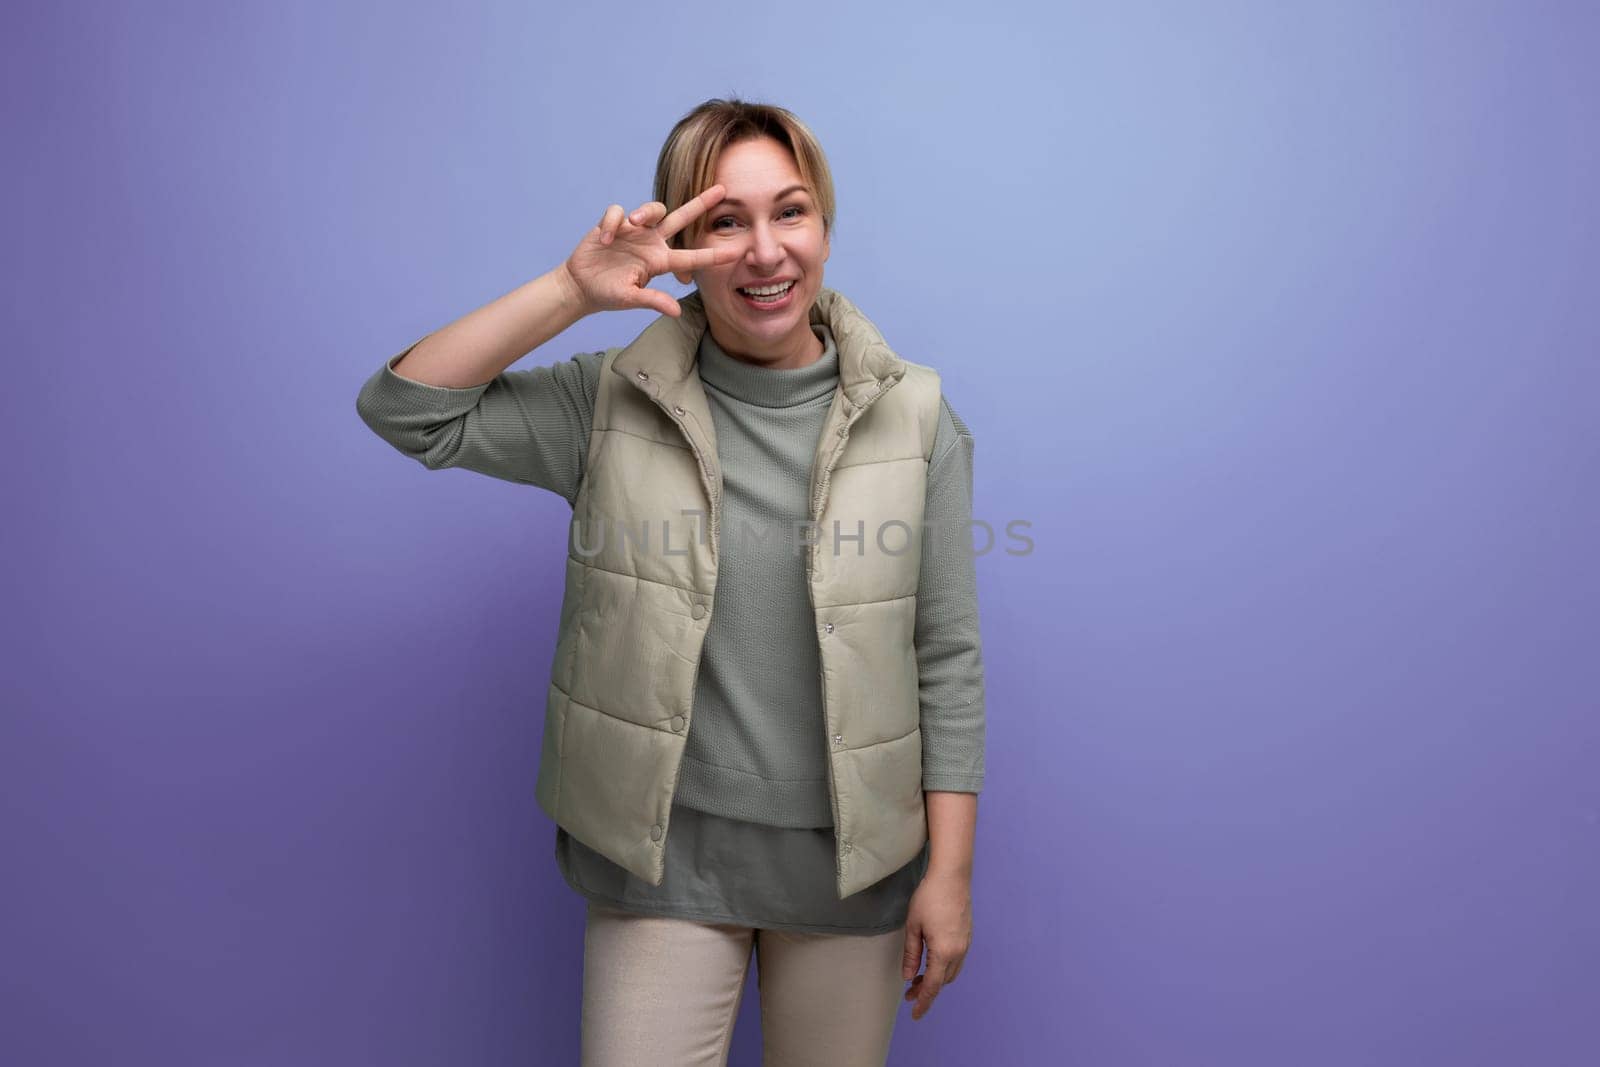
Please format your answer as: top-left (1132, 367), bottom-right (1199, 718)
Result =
top-left (560, 185), bottom-right (742, 319)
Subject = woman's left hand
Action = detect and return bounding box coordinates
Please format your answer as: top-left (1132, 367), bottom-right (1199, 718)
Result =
top-left (901, 869), bottom-right (973, 1021)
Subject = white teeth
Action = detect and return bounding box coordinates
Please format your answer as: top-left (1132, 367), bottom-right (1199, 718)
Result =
top-left (739, 280), bottom-right (794, 296)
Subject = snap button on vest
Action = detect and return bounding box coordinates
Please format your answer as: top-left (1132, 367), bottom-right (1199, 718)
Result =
top-left (650, 824), bottom-right (663, 842)
top-left (673, 404), bottom-right (685, 416)
top-left (671, 715), bottom-right (685, 732)
top-left (635, 370), bottom-right (648, 382)
top-left (691, 602), bottom-right (706, 620)
top-left (823, 622), bottom-right (834, 634)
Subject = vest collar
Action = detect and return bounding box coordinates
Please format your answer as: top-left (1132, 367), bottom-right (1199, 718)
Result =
top-left (610, 287), bottom-right (910, 549)
top-left (611, 287), bottom-right (906, 408)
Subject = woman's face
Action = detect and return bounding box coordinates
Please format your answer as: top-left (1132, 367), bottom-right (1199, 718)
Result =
top-left (674, 135), bottom-right (830, 369)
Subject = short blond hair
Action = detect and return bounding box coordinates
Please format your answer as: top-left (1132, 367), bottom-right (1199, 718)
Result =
top-left (652, 97), bottom-right (836, 250)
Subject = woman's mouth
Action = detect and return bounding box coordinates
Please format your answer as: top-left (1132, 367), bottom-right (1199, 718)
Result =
top-left (736, 279), bottom-right (797, 311)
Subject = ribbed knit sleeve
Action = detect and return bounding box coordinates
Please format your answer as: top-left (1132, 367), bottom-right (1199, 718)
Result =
top-left (915, 398), bottom-right (987, 794)
top-left (354, 335), bottom-right (605, 506)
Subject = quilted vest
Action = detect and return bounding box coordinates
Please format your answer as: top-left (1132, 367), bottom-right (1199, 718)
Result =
top-left (533, 287), bottom-right (943, 899)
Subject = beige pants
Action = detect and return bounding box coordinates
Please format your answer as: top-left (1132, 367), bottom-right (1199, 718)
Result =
top-left (580, 901), bottom-right (906, 1066)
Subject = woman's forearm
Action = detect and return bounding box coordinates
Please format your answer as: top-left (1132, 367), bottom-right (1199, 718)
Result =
top-left (925, 790), bottom-right (977, 880)
top-left (391, 265), bottom-right (591, 389)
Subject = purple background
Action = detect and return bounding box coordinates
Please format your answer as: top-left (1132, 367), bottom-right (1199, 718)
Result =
top-left (5, 1), bottom-right (1597, 1064)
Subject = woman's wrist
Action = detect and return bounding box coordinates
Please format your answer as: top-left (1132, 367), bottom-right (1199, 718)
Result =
top-left (551, 261), bottom-right (592, 319)
top-left (924, 790), bottom-right (977, 881)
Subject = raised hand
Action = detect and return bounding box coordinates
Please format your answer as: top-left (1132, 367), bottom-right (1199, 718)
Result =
top-left (561, 185), bottom-right (742, 319)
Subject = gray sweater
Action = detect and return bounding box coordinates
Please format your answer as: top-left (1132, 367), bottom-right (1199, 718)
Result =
top-left (357, 317), bottom-right (985, 931)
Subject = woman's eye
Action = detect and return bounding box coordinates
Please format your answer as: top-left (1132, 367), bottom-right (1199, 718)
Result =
top-left (712, 206), bottom-right (804, 231)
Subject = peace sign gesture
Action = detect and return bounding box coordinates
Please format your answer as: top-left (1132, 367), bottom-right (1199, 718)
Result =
top-left (561, 184), bottom-right (741, 319)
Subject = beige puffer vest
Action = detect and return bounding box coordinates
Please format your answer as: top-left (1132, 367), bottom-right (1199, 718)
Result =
top-left (533, 287), bottom-right (942, 899)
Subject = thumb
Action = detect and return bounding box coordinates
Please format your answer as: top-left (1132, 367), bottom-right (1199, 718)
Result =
top-left (902, 924), bottom-right (924, 980)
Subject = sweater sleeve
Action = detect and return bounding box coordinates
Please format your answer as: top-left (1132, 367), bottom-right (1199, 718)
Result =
top-left (915, 397), bottom-right (987, 794)
top-left (354, 334), bottom-right (606, 507)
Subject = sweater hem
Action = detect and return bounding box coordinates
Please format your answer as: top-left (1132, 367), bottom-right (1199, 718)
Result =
top-left (674, 754), bottom-right (835, 827)
top-left (565, 882), bottom-right (908, 937)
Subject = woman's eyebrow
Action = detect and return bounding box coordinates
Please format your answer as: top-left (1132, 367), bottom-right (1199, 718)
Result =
top-left (717, 184), bottom-right (810, 207)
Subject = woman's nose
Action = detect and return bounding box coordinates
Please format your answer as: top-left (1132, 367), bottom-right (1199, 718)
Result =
top-left (745, 223), bottom-right (784, 265)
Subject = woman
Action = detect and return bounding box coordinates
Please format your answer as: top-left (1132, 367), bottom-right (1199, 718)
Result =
top-left (356, 98), bottom-right (986, 1066)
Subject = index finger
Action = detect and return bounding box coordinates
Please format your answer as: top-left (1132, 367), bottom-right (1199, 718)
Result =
top-left (657, 184), bottom-right (727, 241)
top-left (665, 244), bottom-right (741, 274)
